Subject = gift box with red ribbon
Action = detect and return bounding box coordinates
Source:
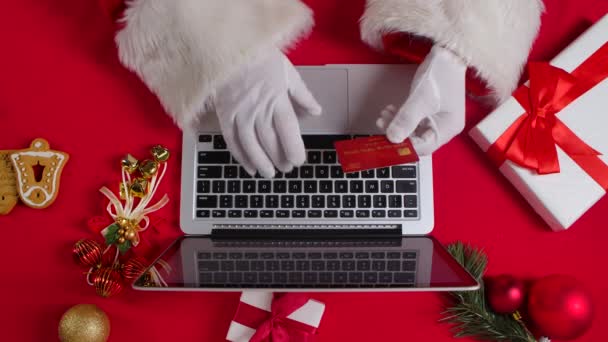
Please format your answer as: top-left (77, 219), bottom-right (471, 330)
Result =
top-left (470, 14), bottom-right (608, 231)
top-left (226, 292), bottom-right (325, 342)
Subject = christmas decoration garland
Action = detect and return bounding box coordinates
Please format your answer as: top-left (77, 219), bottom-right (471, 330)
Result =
top-left (442, 243), bottom-right (594, 342)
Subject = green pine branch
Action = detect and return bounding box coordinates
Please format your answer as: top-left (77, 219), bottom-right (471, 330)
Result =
top-left (440, 242), bottom-right (536, 342)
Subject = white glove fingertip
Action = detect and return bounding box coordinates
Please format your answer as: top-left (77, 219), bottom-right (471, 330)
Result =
top-left (376, 117), bottom-right (388, 131)
top-left (386, 125), bottom-right (406, 143)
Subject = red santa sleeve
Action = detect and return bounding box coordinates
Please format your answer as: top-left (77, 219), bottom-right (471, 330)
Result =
top-left (97, 0), bottom-right (314, 130)
top-left (361, 0), bottom-right (545, 104)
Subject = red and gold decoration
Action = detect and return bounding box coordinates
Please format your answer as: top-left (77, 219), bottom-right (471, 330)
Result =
top-left (58, 304), bottom-right (110, 342)
top-left (528, 275), bottom-right (594, 341)
top-left (71, 145), bottom-right (172, 297)
top-left (442, 243), bottom-right (594, 341)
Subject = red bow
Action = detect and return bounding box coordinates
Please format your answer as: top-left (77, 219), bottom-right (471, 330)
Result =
top-left (487, 42), bottom-right (608, 190)
top-left (235, 293), bottom-right (317, 342)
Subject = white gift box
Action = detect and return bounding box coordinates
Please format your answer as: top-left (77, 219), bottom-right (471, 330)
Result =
top-left (226, 291), bottom-right (326, 342)
top-left (470, 14), bottom-right (608, 231)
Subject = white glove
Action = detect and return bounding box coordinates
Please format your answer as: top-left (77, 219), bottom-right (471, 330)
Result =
top-left (214, 50), bottom-right (322, 178)
top-left (376, 45), bottom-right (466, 155)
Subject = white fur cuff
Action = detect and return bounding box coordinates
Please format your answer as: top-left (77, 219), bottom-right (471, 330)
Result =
top-left (361, 0), bottom-right (544, 104)
top-left (116, 0), bottom-right (314, 129)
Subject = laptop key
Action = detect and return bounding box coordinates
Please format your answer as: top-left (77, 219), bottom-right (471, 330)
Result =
top-left (340, 210), bottom-right (354, 218)
top-left (292, 210), bottom-right (306, 218)
top-left (300, 166), bottom-right (314, 178)
top-left (327, 195), bottom-right (340, 208)
top-left (250, 196), bottom-right (263, 208)
top-left (224, 166), bottom-right (238, 178)
top-left (265, 195), bottom-right (279, 208)
top-left (229, 273), bottom-right (243, 283)
top-left (228, 210), bottom-right (242, 218)
top-left (219, 195), bottom-right (232, 208)
top-left (244, 210), bottom-right (258, 218)
top-left (197, 180), bottom-right (210, 193)
top-left (320, 181), bottom-right (333, 193)
top-left (199, 134), bottom-right (212, 143)
top-left (334, 272), bottom-right (348, 283)
top-left (377, 168), bottom-right (390, 178)
top-left (198, 166), bottom-right (222, 178)
top-left (396, 181), bottom-right (417, 193)
top-left (274, 272), bottom-right (287, 283)
top-left (196, 210), bottom-right (211, 218)
top-left (296, 260), bottom-right (310, 271)
top-left (266, 261), bottom-right (279, 271)
top-left (304, 273), bottom-right (317, 283)
top-left (220, 261), bottom-right (234, 271)
top-left (373, 195), bottom-right (387, 208)
top-left (350, 181), bottom-right (364, 193)
top-left (227, 181), bottom-right (240, 193)
top-left (331, 166), bottom-right (344, 178)
top-left (349, 272), bottom-right (363, 283)
top-left (342, 260), bottom-right (355, 271)
top-left (276, 210), bottom-right (290, 218)
top-left (327, 260), bottom-right (340, 270)
top-left (315, 166), bottom-right (329, 178)
top-left (379, 272), bottom-right (393, 283)
top-left (387, 260), bottom-right (400, 271)
top-left (308, 252), bottom-right (322, 259)
top-left (312, 195), bottom-right (325, 208)
top-left (259, 273), bottom-right (272, 283)
top-left (319, 272), bottom-right (332, 283)
top-left (213, 181), bottom-right (226, 193)
top-left (281, 261), bottom-right (295, 271)
top-left (213, 252), bottom-right (227, 259)
top-left (239, 167), bottom-right (253, 178)
top-left (261, 252), bottom-right (274, 259)
top-left (302, 135), bottom-right (350, 149)
top-left (340, 252), bottom-right (354, 258)
top-left (364, 272), bottom-right (378, 283)
top-left (403, 252), bottom-right (417, 259)
top-left (296, 196), bottom-right (309, 208)
top-left (213, 135), bottom-right (227, 149)
top-left (357, 260), bottom-right (371, 271)
top-left (335, 180), bottom-right (348, 193)
top-left (343, 196), bottom-right (356, 208)
top-left (311, 260), bottom-right (325, 270)
top-left (198, 151), bottom-right (230, 164)
top-left (273, 180), bottom-right (287, 193)
top-left (381, 181), bottom-right (394, 193)
top-left (213, 272), bottom-right (227, 283)
top-left (392, 165), bottom-right (417, 178)
top-left (280, 195), bottom-right (294, 208)
top-left (404, 210), bottom-right (418, 218)
top-left (236, 261), bottom-right (249, 271)
top-left (346, 171), bottom-right (360, 178)
top-left (324, 210), bottom-right (338, 218)
top-left (308, 210), bottom-right (322, 218)
top-left (404, 195), bottom-right (417, 208)
top-left (358, 195), bottom-right (371, 208)
top-left (289, 272), bottom-right (303, 283)
top-left (371, 252), bottom-right (385, 258)
top-left (260, 210), bottom-right (274, 218)
top-left (402, 260), bottom-right (416, 271)
top-left (304, 181), bottom-right (317, 193)
top-left (372, 260), bottom-right (386, 271)
top-left (388, 195), bottom-right (402, 208)
top-left (285, 168), bottom-right (298, 178)
top-left (289, 181), bottom-right (302, 193)
top-left (361, 170), bottom-right (375, 178)
top-left (257, 181), bottom-right (270, 193)
top-left (243, 181), bottom-right (256, 193)
top-left (212, 210), bottom-right (226, 218)
top-left (387, 252), bottom-right (400, 259)
top-left (372, 210), bottom-right (386, 218)
top-left (199, 261), bottom-right (219, 271)
top-left (356, 210), bottom-right (370, 218)
top-left (388, 210), bottom-right (402, 218)
top-left (244, 273), bottom-right (257, 283)
top-left (365, 180), bottom-right (379, 193)
top-left (323, 151), bottom-right (337, 164)
top-left (307, 151), bottom-right (321, 164)
top-left (356, 252), bottom-right (369, 258)
top-left (198, 252), bottom-right (212, 259)
top-left (293, 253), bottom-right (306, 259)
top-left (251, 261), bottom-right (264, 271)
top-left (394, 272), bottom-right (415, 284)
top-left (244, 252), bottom-right (258, 259)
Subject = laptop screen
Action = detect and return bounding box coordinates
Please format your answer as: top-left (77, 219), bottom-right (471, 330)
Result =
top-left (134, 236), bottom-right (478, 291)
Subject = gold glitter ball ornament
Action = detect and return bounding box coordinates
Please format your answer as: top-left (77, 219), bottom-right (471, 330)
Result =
top-left (58, 304), bottom-right (110, 342)
top-left (150, 145), bottom-right (170, 162)
top-left (138, 159), bottom-right (159, 179)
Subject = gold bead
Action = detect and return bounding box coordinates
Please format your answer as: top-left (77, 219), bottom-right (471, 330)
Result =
top-left (117, 229), bottom-right (125, 236)
top-left (125, 230), bottom-right (136, 241)
top-left (138, 159), bottom-right (159, 179)
top-left (129, 178), bottom-right (148, 198)
top-left (117, 237), bottom-right (125, 244)
top-left (120, 154), bottom-right (139, 174)
top-left (115, 217), bottom-right (129, 229)
top-left (150, 145), bottom-right (170, 162)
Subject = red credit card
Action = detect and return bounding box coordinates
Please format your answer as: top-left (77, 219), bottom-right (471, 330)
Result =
top-left (334, 135), bottom-right (419, 173)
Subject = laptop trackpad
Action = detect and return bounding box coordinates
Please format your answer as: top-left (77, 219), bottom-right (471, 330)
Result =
top-left (298, 68), bottom-right (349, 133)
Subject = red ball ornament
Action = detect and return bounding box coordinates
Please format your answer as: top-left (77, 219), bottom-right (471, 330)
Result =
top-left (121, 257), bottom-right (148, 280)
top-left (92, 268), bottom-right (124, 298)
top-left (528, 275), bottom-right (593, 340)
top-left (486, 275), bottom-right (525, 314)
top-left (72, 239), bottom-right (103, 268)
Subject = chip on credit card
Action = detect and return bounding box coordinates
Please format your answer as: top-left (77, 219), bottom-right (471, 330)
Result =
top-left (334, 135), bottom-right (419, 173)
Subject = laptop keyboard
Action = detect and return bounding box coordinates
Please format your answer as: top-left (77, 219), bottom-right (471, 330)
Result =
top-left (195, 134), bottom-right (419, 220)
top-left (197, 249), bottom-right (418, 288)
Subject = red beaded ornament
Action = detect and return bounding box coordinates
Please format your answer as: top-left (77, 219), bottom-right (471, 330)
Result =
top-left (121, 257), bottom-right (148, 280)
top-left (92, 268), bottom-right (124, 298)
top-left (72, 239), bottom-right (103, 268)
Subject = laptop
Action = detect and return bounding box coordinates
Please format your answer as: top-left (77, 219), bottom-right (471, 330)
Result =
top-left (133, 65), bottom-right (479, 292)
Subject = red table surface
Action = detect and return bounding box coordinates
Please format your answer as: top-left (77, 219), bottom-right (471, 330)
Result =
top-left (1, 1), bottom-right (607, 341)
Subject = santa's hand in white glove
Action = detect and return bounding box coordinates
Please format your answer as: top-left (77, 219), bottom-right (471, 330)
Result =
top-left (376, 45), bottom-right (466, 155)
top-left (214, 49), bottom-right (322, 178)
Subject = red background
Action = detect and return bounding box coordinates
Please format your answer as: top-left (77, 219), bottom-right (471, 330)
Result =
top-left (1, 1), bottom-right (607, 341)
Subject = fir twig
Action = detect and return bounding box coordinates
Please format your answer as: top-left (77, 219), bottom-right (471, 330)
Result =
top-left (440, 242), bottom-right (536, 342)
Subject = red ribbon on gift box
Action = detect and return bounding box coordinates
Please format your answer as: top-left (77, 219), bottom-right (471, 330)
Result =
top-left (487, 42), bottom-right (608, 190)
top-left (233, 293), bottom-right (317, 342)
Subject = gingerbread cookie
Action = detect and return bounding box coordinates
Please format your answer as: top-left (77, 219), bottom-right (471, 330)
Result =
top-left (10, 138), bottom-right (69, 209)
top-left (0, 151), bottom-right (18, 215)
